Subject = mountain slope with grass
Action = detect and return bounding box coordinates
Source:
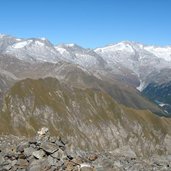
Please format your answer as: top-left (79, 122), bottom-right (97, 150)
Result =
top-left (0, 77), bottom-right (171, 157)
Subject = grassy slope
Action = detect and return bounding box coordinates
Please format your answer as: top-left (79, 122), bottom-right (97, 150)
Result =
top-left (0, 77), bottom-right (171, 155)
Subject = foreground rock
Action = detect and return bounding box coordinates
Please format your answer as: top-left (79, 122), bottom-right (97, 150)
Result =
top-left (0, 128), bottom-right (171, 171)
top-left (0, 128), bottom-right (96, 171)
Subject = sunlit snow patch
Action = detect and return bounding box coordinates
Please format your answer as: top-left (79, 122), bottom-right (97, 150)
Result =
top-left (136, 80), bottom-right (146, 91)
top-left (12, 40), bottom-right (32, 49)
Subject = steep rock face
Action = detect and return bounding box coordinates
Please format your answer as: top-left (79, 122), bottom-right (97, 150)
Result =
top-left (1, 77), bottom-right (171, 156)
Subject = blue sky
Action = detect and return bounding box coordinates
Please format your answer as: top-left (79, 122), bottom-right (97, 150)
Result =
top-left (0, 0), bottom-right (171, 48)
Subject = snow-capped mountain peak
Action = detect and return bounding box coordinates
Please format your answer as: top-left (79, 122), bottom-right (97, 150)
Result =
top-left (144, 45), bottom-right (171, 61)
top-left (95, 41), bottom-right (145, 54)
top-left (54, 43), bottom-right (106, 69)
top-left (12, 40), bottom-right (33, 49)
top-left (0, 34), bottom-right (171, 115)
top-left (0, 34), bottom-right (171, 83)
top-left (4, 37), bottom-right (62, 63)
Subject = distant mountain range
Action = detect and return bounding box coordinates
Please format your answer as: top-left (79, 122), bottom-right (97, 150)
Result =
top-left (0, 34), bottom-right (171, 114)
top-left (0, 34), bottom-right (171, 155)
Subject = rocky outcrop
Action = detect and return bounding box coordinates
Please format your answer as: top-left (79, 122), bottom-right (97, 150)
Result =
top-left (1, 128), bottom-right (171, 171)
top-left (0, 128), bottom-right (96, 171)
